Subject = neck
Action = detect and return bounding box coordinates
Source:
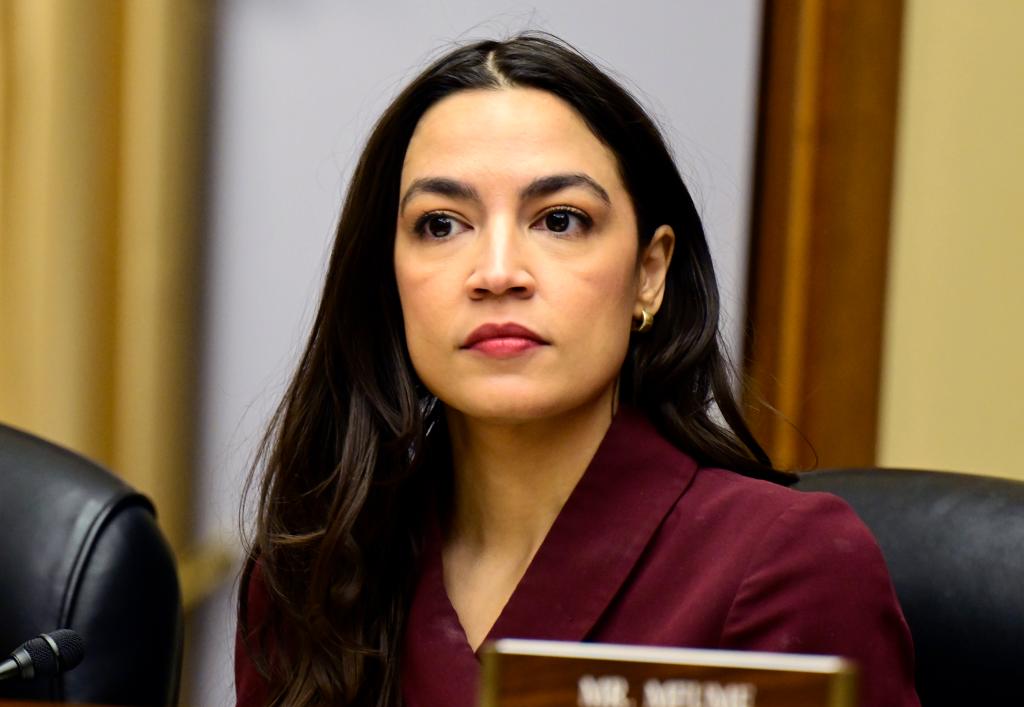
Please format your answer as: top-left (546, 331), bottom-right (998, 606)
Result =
top-left (443, 393), bottom-right (617, 564)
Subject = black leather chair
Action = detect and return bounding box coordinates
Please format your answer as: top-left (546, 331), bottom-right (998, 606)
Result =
top-left (795, 468), bottom-right (1024, 707)
top-left (0, 422), bottom-right (183, 705)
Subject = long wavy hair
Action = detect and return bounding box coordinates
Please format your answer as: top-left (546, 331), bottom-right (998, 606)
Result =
top-left (239, 33), bottom-right (787, 706)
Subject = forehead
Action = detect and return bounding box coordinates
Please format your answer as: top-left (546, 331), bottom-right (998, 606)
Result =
top-left (401, 87), bottom-right (623, 189)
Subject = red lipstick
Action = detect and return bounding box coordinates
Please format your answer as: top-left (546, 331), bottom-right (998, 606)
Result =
top-left (461, 323), bottom-right (548, 357)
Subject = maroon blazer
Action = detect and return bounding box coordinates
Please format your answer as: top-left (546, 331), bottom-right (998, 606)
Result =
top-left (236, 408), bottom-right (919, 707)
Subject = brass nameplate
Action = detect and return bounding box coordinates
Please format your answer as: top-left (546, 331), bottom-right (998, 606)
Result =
top-left (480, 639), bottom-right (856, 707)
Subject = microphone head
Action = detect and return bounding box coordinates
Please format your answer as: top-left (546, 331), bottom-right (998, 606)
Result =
top-left (21, 637), bottom-right (58, 678)
top-left (47, 629), bottom-right (85, 672)
top-left (1, 628), bottom-right (85, 682)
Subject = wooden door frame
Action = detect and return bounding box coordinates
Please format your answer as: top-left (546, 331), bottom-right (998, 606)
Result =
top-left (744, 0), bottom-right (905, 470)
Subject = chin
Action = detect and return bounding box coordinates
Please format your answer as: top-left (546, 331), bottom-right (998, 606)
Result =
top-left (438, 392), bottom-right (553, 423)
top-left (436, 382), bottom-right (614, 426)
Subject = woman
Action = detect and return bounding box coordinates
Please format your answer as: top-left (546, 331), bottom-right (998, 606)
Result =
top-left (235, 34), bottom-right (918, 707)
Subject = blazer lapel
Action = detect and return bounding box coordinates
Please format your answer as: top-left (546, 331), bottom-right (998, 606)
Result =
top-left (402, 520), bottom-right (480, 707)
top-left (486, 406), bottom-right (697, 643)
top-left (402, 407), bottom-right (700, 707)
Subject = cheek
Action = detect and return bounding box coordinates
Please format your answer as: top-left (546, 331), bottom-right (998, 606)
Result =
top-left (561, 250), bottom-right (639, 325)
top-left (394, 255), bottom-right (448, 365)
top-left (395, 268), bottom-right (425, 335)
top-left (551, 255), bottom-right (639, 385)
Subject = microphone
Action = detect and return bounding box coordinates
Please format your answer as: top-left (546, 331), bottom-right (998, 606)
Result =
top-left (0, 629), bottom-right (85, 681)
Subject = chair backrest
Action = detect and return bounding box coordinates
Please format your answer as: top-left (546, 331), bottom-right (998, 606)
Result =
top-left (0, 423), bottom-right (183, 706)
top-left (794, 468), bottom-right (1024, 707)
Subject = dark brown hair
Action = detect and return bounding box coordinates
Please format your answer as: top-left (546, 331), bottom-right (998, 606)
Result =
top-left (240, 32), bottom-right (786, 706)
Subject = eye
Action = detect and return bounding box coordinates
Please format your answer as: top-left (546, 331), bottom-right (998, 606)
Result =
top-left (531, 207), bottom-right (593, 236)
top-left (413, 212), bottom-right (470, 239)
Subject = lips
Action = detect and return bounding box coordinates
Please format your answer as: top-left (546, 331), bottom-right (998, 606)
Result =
top-left (461, 322), bottom-right (549, 355)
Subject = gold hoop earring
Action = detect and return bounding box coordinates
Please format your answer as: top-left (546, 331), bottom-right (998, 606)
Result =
top-left (634, 308), bottom-right (654, 333)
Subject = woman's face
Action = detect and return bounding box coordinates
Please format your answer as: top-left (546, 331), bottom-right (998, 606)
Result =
top-left (394, 87), bottom-right (672, 423)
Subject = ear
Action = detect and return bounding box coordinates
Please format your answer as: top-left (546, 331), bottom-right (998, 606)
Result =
top-left (635, 225), bottom-right (675, 316)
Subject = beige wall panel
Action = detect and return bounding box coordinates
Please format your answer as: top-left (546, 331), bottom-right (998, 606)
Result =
top-left (1, 0), bottom-right (210, 556)
top-left (879, 0), bottom-right (1024, 479)
top-left (0, 1), bottom-right (120, 461)
top-left (115, 0), bottom-right (207, 550)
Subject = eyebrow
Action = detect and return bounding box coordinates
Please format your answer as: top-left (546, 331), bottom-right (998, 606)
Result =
top-left (399, 177), bottom-right (481, 215)
top-left (520, 173), bottom-right (610, 205)
top-left (398, 172), bottom-right (611, 214)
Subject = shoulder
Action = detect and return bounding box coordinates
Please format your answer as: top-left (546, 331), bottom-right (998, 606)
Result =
top-left (668, 459), bottom-right (872, 552)
top-left (235, 557), bottom-right (273, 706)
top-left (615, 408), bottom-right (880, 584)
top-left (613, 408), bottom-right (855, 543)
top-left (676, 465), bottom-right (894, 612)
top-left (681, 470), bottom-right (920, 707)
top-left (704, 473), bottom-right (891, 601)
top-left (618, 427), bottom-right (892, 618)
top-left (238, 556), bottom-right (274, 643)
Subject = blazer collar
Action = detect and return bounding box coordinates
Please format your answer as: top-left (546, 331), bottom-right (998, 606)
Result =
top-left (485, 405), bottom-right (697, 642)
top-left (402, 407), bottom-right (698, 706)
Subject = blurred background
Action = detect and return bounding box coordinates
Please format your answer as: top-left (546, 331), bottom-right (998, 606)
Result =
top-left (0, 0), bottom-right (1020, 704)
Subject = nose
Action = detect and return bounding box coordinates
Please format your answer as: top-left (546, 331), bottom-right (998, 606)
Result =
top-left (464, 220), bottom-right (536, 300)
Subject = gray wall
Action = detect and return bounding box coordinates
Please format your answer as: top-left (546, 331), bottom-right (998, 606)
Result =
top-left (191, 2), bottom-right (763, 703)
